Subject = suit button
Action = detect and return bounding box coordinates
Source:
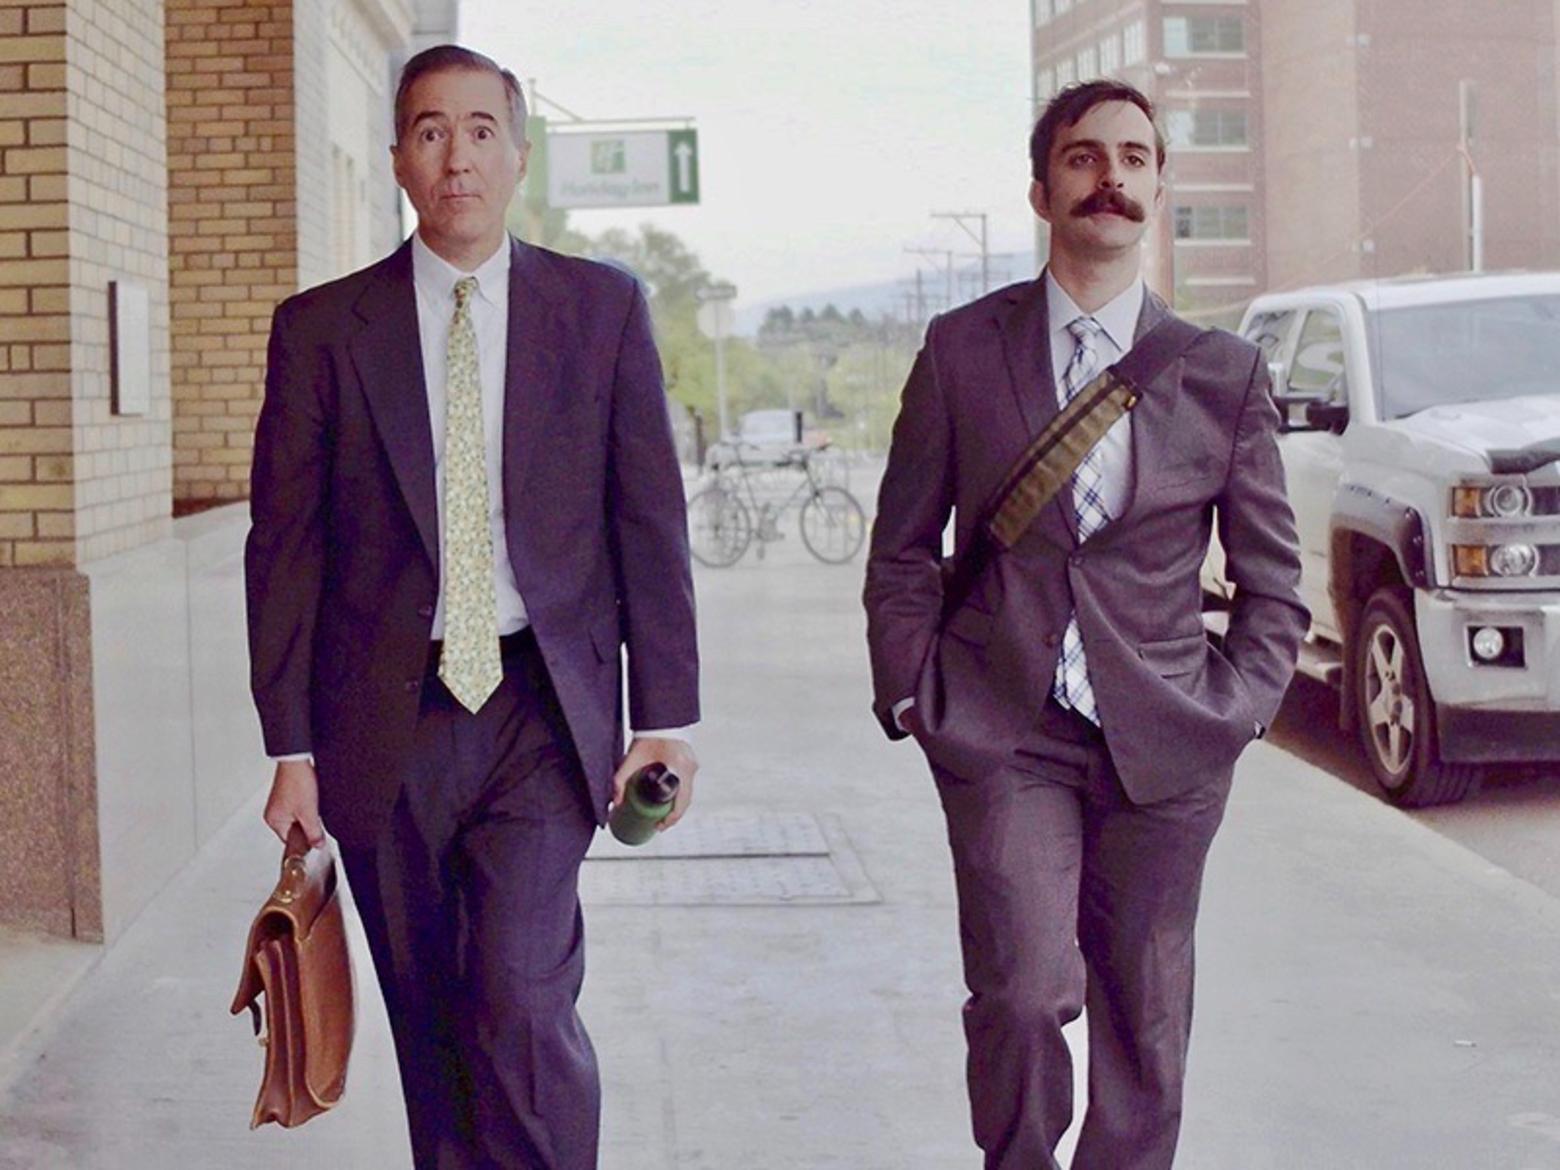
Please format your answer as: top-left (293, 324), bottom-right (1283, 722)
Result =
top-left (404, 679), bottom-right (421, 693)
top-left (1071, 553), bottom-right (1085, 566)
top-left (417, 603), bottom-right (433, 618)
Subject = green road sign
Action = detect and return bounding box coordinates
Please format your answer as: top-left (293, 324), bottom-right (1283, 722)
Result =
top-left (545, 128), bottom-right (700, 209)
top-left (668, 129), bottom-right (699, 204)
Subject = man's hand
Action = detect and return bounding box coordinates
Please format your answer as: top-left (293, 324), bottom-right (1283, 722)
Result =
top-left (263, 758), bottom-right (327, 848)
top-left (611, 736), bottom-right (699, 832)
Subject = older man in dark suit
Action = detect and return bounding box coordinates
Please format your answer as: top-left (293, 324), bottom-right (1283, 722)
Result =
top-left (245, 44), bottom-right (699, 1169)
top-left (865, 80), bottom-right (1307, 1170)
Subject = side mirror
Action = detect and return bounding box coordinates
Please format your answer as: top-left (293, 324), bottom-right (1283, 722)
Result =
top-left (1271, 392), bottom-right (1319, 433)
top-left (1267, 360), bottom-right (1287, 388)
top-left (1305, 399), bottom-right (1350, 434)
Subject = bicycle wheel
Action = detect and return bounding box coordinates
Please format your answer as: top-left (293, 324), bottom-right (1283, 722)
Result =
top-left (799, 486), bottom-right (866, 563)
top-left (687, 486), bottom-right (752, 567)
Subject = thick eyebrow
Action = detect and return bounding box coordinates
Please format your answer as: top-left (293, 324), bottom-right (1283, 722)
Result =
top-left (407, 110), bottom-right (501, 131)
top-left (1061, 137), bottom-right (1153, 156)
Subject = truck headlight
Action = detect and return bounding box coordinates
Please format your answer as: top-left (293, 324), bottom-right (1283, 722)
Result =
top-left (1452, 543), bottom-right (1539, 577)
top-left (1452, 481), bottom-right (1532, 518)
top-left (1490, 543), bottom-right (1539, 576)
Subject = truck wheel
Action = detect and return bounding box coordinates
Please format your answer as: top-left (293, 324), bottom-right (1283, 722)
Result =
top-left (1353, 589), bottom-right (1480, 807)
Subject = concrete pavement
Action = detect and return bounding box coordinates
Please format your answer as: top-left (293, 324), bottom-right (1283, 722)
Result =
top-left (5, 511), bottom-right (1560, 1168)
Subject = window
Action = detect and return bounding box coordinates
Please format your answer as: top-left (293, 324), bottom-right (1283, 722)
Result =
top-left (1166, 108), bottom-right (1249, 148)
top-left (1288, 310), bottom-right (1347, 401)
top-left (1123, 20), bottom-right (1147, 65)
top-left (1164, 15), bottom-right (1245, 56)
top-left (1035, 0), bottom-right (1052, 25)
top-left (1367, 295), bottom-right (1560, 418)
top-left (1173, 204), bottom-right (1250, 241)
top-left (1036, 67), bottom-right (1055, 101)
top-left (1056, 58), bottom-right (1076, 87)
top-left (1243, 310), bottom-right (1297, 363)
top-left (1077, 46), bottom-right (1099, 80)
top-left (1099, 33), bottom-right (1121, 76)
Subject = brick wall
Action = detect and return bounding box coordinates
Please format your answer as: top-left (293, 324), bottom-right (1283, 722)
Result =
top-left (67, 0), bottom-right (171, 563)
top-left (0, 2), bottom-right (71, 567)
top-left (164, 0), bottom-right (297, 509)
top-left (293, 0), bottom-right (331, 291)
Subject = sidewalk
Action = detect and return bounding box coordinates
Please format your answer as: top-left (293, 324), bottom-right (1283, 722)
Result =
top-left (6, 529), bottom-right (1560, 1168)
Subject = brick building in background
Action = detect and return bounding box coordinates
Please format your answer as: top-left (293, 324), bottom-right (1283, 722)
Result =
top-left (1031, 0), bottom-right (1560, 322)
top-left (0, 0), bottom-right (457, 951)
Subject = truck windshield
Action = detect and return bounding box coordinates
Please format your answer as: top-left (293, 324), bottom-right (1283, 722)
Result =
top-left (1367, 293), bottom-right (1560, 419)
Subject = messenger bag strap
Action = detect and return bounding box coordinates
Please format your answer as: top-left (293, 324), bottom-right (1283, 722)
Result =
top-left (940, 313), bottom-right (1205, 620)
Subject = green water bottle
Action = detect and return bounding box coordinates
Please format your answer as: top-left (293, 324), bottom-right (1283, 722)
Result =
top-left (609, 763), bottom-right (681, 845)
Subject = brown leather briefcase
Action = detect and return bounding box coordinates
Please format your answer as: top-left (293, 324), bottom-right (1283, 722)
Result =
top-left (231, 825), bottom-right (356, 1128)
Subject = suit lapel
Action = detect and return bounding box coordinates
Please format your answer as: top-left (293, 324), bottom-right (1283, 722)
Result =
top-left (348, 240), bottom-right (439, 570)
top-left (997, 277), bottom-right (1055, 437)
top-left (1110, 289), bottom-right (1182, 530)
top-left (995, 276), bottom-right (1078, 547)
top-left (500, 237), bottom-right (562, 561)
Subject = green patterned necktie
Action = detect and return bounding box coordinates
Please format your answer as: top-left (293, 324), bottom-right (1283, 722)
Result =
top-left (438, 276), bottom-right (503, 713)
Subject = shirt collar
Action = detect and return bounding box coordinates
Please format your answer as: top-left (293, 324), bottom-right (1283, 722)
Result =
top-left (1044, 267), bottom-right (1145, 354)
top-left (411, 232), bottom-right (511, 310)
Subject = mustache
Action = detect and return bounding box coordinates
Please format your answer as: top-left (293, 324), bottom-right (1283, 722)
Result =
top-left (1071, 189), bottom-right (1146, 222)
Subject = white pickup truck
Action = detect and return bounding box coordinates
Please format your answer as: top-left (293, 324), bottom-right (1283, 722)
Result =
top-left (1204, 273), bottom-right (1560, 805)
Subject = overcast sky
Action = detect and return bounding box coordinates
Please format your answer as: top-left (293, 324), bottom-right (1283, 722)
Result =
top-left (461, 1), bottom-right (1038, 307)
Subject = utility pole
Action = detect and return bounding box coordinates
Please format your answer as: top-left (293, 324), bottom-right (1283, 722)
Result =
top-left (695, 282), bottom-right (738, 440)
top-left (905, 246), bottom-right (954, 313)
top-left (932, 211), bottom-right (990, 295)
top-left (1459, 79), bottom-right (1483, 273)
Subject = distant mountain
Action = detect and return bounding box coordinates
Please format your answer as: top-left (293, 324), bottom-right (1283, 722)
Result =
top-left (734, 251), bottom-right (1034, 337)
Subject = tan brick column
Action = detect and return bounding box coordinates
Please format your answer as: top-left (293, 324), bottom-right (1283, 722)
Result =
top-left (0, 0), bottom-right (171, 941)
top-left (165, 0), bottom-right (298, 511)
top-left (0, 1), bottom-right (71, 568)
top-left (0, 4), bottom-right (92, 940)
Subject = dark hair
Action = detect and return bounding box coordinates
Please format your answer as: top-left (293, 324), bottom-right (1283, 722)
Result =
top-left (394, 44), bottom-right (528, 147)
top-left (1029, 79), bottom-right (1165, 186)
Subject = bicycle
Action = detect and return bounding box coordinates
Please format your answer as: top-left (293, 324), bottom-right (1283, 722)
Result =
top-left (687, 442), bottom-right (867, 568)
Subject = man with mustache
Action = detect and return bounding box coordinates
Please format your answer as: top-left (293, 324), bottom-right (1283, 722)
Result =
top-left (865, 80), bottom-right (1305, 1169)
top-left (246, 44), bottom-right (699, 1168)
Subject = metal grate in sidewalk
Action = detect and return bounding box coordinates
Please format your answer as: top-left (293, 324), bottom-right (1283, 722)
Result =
top-left (581, 810), bottom-right (879, 906)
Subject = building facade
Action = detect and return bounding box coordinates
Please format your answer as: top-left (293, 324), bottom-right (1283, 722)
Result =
top-left (0, 0), bottom-right (456, 945)
top-left (1032, 0), bottom-right (1560, 322)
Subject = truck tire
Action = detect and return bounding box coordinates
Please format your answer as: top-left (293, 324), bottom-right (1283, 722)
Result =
top-left (1353, 588), bottom-right (1480, 807)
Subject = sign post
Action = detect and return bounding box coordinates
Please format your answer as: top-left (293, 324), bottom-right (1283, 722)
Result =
top-left (695, 282), bottom-right (738, 440)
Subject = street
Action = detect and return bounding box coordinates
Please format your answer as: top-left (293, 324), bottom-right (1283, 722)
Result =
top-left (1271, 674), bottom-right (1560, 903)
top-left (5, 519), bottom-right (1560, 1168)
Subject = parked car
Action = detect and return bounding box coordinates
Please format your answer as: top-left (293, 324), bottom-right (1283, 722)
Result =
top-left (705, 409), bottom-right (826, 470)
top-left (1203, 272), bottom-right (1560, 805)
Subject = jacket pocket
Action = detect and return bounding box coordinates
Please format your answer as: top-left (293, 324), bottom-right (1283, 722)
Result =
top-left (943, 605), bottom-right (995, 647)
top-left (1137, 632), bottom-right (1208, 677)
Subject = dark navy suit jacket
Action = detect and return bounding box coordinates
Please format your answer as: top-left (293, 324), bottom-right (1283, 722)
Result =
top-left (245, 236), bottom-right (699, 849)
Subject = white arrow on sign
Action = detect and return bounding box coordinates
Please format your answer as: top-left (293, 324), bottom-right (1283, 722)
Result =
top-left (673, 141), bottom-right (694, 193)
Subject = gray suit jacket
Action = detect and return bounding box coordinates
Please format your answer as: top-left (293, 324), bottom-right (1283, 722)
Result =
top-left (246, 236), bottom-right (699, 848)
top-left (864, 277), bottom-right (1307, 799)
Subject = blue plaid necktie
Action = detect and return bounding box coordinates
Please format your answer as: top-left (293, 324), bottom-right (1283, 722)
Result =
top-left (1052, 316), bottom-right (1108, 725)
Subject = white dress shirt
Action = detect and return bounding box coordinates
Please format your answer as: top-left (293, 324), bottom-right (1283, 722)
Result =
top-left (1044, 267), bottom-right (1145, 520)
top-left (411, 234), bottom-right (529, 639)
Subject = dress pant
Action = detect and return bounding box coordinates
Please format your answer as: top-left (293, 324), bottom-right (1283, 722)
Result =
top-left (930, 699), bottom-right (1232, 1170)
top-left (339, 631), bottom-right (600, 1170)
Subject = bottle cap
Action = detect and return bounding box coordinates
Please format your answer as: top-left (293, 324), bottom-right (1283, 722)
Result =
top-left (634, 762), bottom-right (680, 805)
